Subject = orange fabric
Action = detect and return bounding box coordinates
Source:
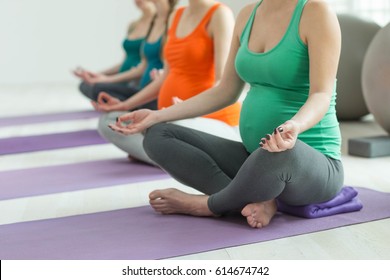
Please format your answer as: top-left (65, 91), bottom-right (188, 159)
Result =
top-left (158, 3), bottom-right (240, 126)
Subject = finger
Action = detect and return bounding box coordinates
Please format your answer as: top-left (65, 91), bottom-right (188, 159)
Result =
top-left (84, 75), bottom-right (93, 84)
top-left (265, 134), bottom-right (280, 152)
top-left (108, 124), bottom-right (129, 135)
top-left (110, 122), bottom-right (141, 135)
top-left (89, 72), bottom-right (98, 78)
top-left (259, 138), bottom-right (267, 149)
top-left (91, 101), bottom-right (101, 112)
top-left (172, 97), bottom-right (183, 104)
top-left (273, 128), bottom-right (288, 150)
top-left (97, 92), bottom-right (110, 104)
top-left (73, 69), bottom-right (83, 77)
top-left (277, 121), bottom-right (295, 135)
top-left (117, 112), bottom-right (134, 123)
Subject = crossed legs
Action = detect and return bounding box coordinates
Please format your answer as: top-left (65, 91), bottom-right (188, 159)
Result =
top-left (144, 123), bottom-right (344, 228)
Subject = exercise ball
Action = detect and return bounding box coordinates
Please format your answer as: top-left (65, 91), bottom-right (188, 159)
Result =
top-left (362, 23), bottom-right (390, 134)
top-left (336, 14), bottom-right (381, 120)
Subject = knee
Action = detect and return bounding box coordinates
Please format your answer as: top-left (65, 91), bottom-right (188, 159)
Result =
top-left (251, 145), bottom-right (301, 170)
top-left (143, 123), bottom-right (174, 159)
top-left (97, 112), bottom-right (118, 140)
top-left (79, 82), bottom-right (93, 99)
top-left (91, 83), bottom-right (107, 101)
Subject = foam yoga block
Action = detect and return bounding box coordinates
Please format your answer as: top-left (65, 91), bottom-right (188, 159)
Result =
top-left (349, 136), bottom-right (390, 158)
top-left (336, 14), bottom-right (381, 120)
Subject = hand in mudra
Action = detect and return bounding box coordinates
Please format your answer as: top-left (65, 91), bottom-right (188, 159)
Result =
top-left (260, 120), bottom-right (300, 152)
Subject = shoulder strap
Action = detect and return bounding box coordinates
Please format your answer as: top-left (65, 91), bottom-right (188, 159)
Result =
top-left (289, 0), bottom-right (308, 34)
top-left (239, 2), bottom-right (261, 44)
top-left (168, 7), bottom-right (185, 35)
top-left (197, 3), bottom-right (222, 28)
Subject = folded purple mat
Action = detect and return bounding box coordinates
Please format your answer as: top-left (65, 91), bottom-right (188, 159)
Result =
top-left (0, 187), bottom-right (388, 260)
top-left (0, 159), bottom-right (169, 200)
top-left (277, 186), bottom-right (363, 218)
top-left (0, 130), bottom-right (106, 155)
top-left (0, 110), bottom-right (100, 127)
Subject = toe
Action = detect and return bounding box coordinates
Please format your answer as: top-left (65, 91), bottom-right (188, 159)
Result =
top-left (149, 190), bottom-right (163, 200)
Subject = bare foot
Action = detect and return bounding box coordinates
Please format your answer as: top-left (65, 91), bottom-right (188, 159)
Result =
top-left (149, 188), bottom-right (214, 216)
top-left (241, 199), bottom-right (277, 228)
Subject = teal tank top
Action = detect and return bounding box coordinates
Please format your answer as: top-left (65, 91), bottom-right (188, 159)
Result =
top-left (235, 0), bottom-right (341, 160)
top-left (119, 38), bottom-right (143, 73)
top-left (139, 37), bottom-right (164, 89)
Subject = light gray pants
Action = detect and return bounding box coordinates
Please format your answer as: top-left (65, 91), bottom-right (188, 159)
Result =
top-left (143, 123), bottom-right (344, 215)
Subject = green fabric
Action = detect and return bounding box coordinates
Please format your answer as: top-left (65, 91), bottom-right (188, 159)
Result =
top-left (235, 0), bottom-right (341, 160)
top-left (139, 37), bottom-right (164, 89)
top-left (119, 38), bottom-right (143, 73)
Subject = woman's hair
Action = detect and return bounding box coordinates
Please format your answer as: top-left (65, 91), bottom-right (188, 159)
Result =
top-left (168, 0), bottom-right (179, 13)
top-left (165, 0), bottom-right (179, 33)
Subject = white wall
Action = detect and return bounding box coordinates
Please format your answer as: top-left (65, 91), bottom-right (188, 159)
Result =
top-left (0, 0), bottom-right (254, 85)
top-left (222, 0), bottom-right (255, 15)
top-left (0, 0), bottom-right (137, 85)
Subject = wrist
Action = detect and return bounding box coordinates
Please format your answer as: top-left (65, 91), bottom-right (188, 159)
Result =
top-left (118, 101), bottom-right (130, 111)
top-left (154, 109), bottom-right (165, 123)
top-left (289, 119), bottom-right (304, 134)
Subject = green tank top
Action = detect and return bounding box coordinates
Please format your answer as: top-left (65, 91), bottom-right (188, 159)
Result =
top-left (139, 36), bottom-right (164, 89)
top-left (119, 38), bottom-right (144, 73)
top-left (235, 0), bottom-right (341, 160)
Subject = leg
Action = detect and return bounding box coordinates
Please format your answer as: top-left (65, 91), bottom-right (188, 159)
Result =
top-left (146, 124), bottom-right (343, 228)
top-left (92, 83), bottom-right (137, 101)
top-left (209, 140), bottom-right (344, 227)
top-left (97, 112), bottom-right (155, 165)
top-left (93, 83), bottom-right (158, 110)
top-left (144, 123), bottom-right (248, 218)
top-left (79, 81), bottom-right (94, 100)
top-left (143, 123), bottom-right (249, 195)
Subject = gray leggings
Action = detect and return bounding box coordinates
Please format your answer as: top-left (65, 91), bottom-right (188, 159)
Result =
top-left (143, 123), bottom-right (344, 215)
top-left (79, 81), bottom-right (157, 110)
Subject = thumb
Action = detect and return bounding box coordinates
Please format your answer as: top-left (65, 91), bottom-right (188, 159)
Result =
top-left (98, 92), bottom-right (110, 103)
top-left (118, 112), bottom-right (134, 123)
top-left (277, 120), bottom-right (295, 133)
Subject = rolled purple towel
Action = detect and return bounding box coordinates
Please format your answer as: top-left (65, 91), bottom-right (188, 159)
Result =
top-left (276, 186), bottom-right (363, 218)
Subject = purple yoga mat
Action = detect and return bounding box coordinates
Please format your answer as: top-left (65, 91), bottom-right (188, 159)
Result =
top-left (0, 187), bottom-right (389, 260)
top-left (0, 110), bottom-right (100, 127)
top-left (0, 159), bottom-right (169, 200)
top-left (0, 130), bottom-right (106, 155)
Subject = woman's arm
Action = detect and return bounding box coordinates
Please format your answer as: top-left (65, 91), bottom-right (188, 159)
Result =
top-left (100, 21), bottom-right (140, 76)
top-left (100, 63), bottom-right (123, 75)
top-left (110, 6), bottom-right (256, 134)
top-left (86, 58), bottom-right (147, 84)
top-left (121, 63), bottom-right (170, 110)
top-left (142, 6), bottom-right (252, 123)
top-left (262, 1), bottom-right (341, 152)
top-left (208, 5), bottom-right (235, 81)
top-left (291, 0), bottom-right (341, 133)
top-left (122, 6), bottom-right (237, 112)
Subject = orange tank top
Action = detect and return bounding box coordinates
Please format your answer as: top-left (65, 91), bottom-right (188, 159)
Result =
top-left (158, 3), bottom-right (241, 126)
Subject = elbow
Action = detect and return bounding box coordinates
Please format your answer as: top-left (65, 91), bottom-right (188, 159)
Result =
top-left (214, 83), bottom-right (240, 107)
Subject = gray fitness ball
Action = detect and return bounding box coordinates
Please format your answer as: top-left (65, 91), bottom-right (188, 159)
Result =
top-left (362, 23), bottom-right (390, 134)
top-left (336, 14), bottom-right (381, 120)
